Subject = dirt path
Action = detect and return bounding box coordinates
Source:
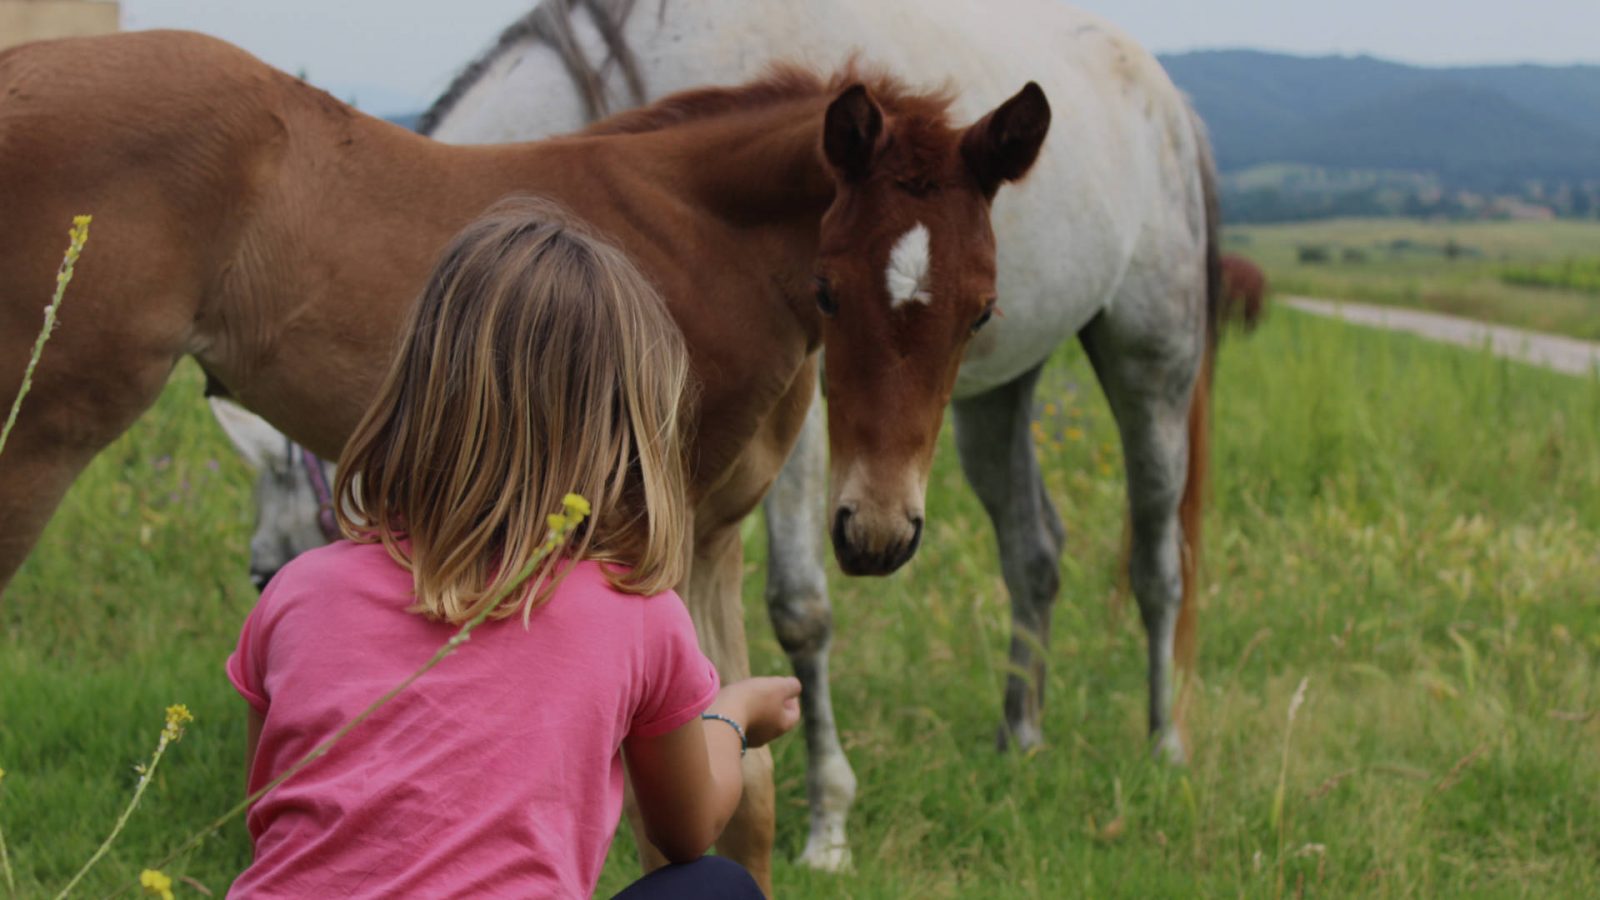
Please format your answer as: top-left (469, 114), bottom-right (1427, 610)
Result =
top-left (1283, 296), bottom-right (1600, 377)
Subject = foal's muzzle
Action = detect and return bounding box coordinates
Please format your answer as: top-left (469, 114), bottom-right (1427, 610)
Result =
top-left (831, 506), bottom-right (923, 576)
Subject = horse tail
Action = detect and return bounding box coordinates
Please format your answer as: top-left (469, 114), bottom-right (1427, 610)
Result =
top-left (1174, 104), bottom-right (1220, 676)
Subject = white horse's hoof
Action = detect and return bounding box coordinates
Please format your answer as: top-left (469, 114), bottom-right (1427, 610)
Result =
top-left (798, 838), bottom-right (852, 873)
top-left (996, 721), bottom-right (1043, 752)
top-left (1153, 729), bottom-right (1187, 765)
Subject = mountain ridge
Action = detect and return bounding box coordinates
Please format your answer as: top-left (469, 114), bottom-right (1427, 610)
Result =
top-left (1159, 50), bottom-right (1600, 189)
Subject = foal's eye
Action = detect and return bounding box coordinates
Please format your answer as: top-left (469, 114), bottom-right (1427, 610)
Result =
top-left (971, 301), bottom-right (997, 334)
top-left (814, 277), bottom-right (837, 317)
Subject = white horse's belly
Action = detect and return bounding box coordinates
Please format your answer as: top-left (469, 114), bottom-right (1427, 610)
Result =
top-left (432, 0), bottom-right (1198, 397)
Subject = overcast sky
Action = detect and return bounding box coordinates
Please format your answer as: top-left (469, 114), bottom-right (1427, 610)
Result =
top-left (121, 1), bottom-right (1600, 116)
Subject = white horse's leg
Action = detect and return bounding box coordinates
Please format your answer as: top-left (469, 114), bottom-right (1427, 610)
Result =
top-left (1078, 298), bottom-right (1203, 764)
top-left (952, 362), bottom-right (1066, 751)
top-left (762, 398), bottom-right (856, 872)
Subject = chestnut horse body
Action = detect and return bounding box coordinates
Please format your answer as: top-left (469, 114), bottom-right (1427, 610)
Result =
top-left (1221, 253), bottom-right (1268, 330)
top-left (0, 29), bottom-right (1047, 892)
top-left (421, 0), bottom-right (1218, 873)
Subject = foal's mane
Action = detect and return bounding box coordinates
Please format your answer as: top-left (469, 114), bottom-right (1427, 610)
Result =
top-left (583, 63), bottom-right (961, 187)
top-left (584, 62), bottom-right (957, 140)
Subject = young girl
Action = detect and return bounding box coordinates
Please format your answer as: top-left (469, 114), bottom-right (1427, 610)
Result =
top-left (226, 198), bottom-right (800, 898)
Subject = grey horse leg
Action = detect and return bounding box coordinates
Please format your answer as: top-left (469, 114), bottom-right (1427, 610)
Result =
top-left (762, 398), bottom-right (855, 871)
top-left (952, 362), bottom-right (1065, 751)
top-left (1079, 313), bottom-right (1200, 764)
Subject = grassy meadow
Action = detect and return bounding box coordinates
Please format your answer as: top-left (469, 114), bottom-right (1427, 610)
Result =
top-left (2, 307), bottom-right (1599, 897)
top-left (1229, 217), bottom-right (1600, 340)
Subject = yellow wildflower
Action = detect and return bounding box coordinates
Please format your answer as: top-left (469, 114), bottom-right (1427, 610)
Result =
top-left (548, 493), bottom-right (592, 536)
top-left (65, 216), bottom-right (91, 257)
top-left (1043, 402), bottom-right (1058, 416)
top-left (1065, 427), bottom-right (1085, 442)
top-left (163, 704), bottom-right (194, 742)
top-left (140, 868), bottom-right (175, 900)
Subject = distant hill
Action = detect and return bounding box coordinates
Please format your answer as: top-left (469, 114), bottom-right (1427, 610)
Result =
top-left (1162, 50), bottom-right (1600, 187)
top-left (1279, 82), bottom-right (1600, 182)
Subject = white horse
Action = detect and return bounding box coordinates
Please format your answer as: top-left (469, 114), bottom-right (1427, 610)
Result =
top-left (209, 398), bottom-right (339, 591)
top-left (227, 0), bottom-right (1218, 880)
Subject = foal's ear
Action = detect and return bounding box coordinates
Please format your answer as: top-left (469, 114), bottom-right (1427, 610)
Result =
top-left (209, 397), bottom-right (287, 472)
top-left (961, 82), bottom-right (1051, 197)
top-left (823, 84), bottom-right (885, 181)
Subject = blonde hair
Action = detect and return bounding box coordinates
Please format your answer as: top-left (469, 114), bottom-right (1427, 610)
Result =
top-left (336, 197), bottom-right (694, 624)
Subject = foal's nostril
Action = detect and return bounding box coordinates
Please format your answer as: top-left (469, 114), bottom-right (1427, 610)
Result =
top-left (250, 570), bottom-right (272, 593)
top-left (907, 515), bottom-right (925, 557)
top-left (832, 506), bottom-right (853, 537)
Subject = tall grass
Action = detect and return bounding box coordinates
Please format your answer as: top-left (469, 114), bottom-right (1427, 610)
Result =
top-left (1502, 258), bottom-right (1600, 295)
top-left (1, 309), bottom-right (1597, 896)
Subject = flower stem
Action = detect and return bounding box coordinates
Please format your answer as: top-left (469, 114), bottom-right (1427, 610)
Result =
top-left (1, 792), bottom-right (15, 899)
top-left (1272, 677), bottom-right (1309, 900)
top-left (0, 216), bottom-right (91, 462)
top-left (54, 734), bottom-right (171, 899)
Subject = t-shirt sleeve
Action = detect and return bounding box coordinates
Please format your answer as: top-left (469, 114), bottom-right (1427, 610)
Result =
top-left (629, 590), bottom-right (720, 738)
top-left (226, 582), bottom-right (275, 715)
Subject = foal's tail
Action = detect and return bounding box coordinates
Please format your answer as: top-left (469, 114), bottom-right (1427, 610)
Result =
top-left (1174, 105), bottom-right (1221, 676)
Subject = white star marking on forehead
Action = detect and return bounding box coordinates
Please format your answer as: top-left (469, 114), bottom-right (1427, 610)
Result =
top-left (884, 222), bottom-right (933, 308)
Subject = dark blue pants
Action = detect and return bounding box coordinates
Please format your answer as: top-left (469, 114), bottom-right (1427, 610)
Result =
top-left (611, 856), bottom-right (763, 899)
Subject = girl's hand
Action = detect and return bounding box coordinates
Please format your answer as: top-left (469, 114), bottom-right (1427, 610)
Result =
top-left (717, 676), bottom-right (802, 748)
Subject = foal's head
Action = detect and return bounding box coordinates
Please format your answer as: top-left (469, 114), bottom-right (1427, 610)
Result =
top-left (813, 76), bottom-right (1050, 575)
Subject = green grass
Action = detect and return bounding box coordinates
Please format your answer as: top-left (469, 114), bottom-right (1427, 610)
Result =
top-left (1502, 258), bottom-right (1600, 296)
top-left (3, 311), bottom-right (1599, 897)
top-left (1230, 218), bottom-right (1600, 340)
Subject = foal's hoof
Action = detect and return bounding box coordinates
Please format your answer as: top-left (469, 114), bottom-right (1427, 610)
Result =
top-left (798, 838), bottom-right (852, 873)
top-left (995, 721), bottom-right (1043, 753)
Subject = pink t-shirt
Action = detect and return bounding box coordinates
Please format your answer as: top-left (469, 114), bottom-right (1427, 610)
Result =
top-left (225, 541), bottom-right (718, 899)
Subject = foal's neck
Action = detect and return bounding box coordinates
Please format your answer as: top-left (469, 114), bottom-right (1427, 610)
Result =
top-left (488, 97), bottom-right (840, 341)
top-left (657, 99), bottom-right (839, 227)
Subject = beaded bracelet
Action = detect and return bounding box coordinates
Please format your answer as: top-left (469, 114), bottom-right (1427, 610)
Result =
top-left (701, 712), bottom-right (747, 757)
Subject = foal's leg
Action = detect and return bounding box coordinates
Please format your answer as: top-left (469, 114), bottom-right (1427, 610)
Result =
top-left (1079, 309), bottom-right (1202, 764)
top-left (952, 362), bottom-right (1066, 751)
top-left (0, 326), bottom-right (182, 595)
top-left (690, 523), bottom-right (776, 896)
top-left (622, 519), bottom-right (775, 894)
top-left (761, 399), bottom-right (855, 871)
top-left (0, 424), bottom-right (127, 595)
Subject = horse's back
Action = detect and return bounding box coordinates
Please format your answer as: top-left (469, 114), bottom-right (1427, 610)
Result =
top-left (0, 31), bottom-right (296, 253)
top-left (0, 30), bottom-right (283, 146)
top-left (1, 32), bottom-right (291, 347)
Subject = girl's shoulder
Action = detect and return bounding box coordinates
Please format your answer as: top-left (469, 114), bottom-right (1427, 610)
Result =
top-left (269, 539), bottom-right (402, 590)
top-left (544, 561), bottom-right (693, 639)
top-left (554, 560), bottom-right (684, 612)
top-left (253, 540), bottom-right (410, 620)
